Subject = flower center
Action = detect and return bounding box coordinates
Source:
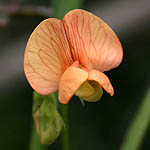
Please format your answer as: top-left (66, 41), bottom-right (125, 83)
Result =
top-left (75, 80), bottom-right (103, 102)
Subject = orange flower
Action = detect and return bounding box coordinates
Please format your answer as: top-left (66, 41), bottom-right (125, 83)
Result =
top-left (24, 9), bottom-right (123, 104)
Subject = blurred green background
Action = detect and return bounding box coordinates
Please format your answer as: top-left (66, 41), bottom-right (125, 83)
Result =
top-left (0, 0), bottom-right (150, 149)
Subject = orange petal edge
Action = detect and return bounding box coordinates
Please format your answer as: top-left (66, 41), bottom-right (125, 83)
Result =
top-left (88, 70), bottom-right (114, 96)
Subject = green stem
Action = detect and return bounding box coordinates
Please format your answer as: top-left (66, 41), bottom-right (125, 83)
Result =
top-left (61, 104), bottom-right (70, 150)
top-left (52, 0), bottom-right (84, 20)
top-left (120, 89), bottom-right (150, 150)
top-left (51, 0), bottom-right (84, 149)
top-left (29, 123), bottom-right (46, 150)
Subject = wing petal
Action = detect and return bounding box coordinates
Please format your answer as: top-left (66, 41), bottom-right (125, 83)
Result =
top-left (88, 70), bottom-right (114, 96)
top-left (59, 66), bottom-right (88, 104)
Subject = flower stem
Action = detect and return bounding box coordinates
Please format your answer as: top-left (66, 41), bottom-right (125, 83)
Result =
top-left (29, 122), bottom-right (47, 150)
top-left (61, 104), bottom-right (70, 150)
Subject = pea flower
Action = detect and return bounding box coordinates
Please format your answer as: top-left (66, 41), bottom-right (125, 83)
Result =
top-left (24, 9), bottom-right (123, 104)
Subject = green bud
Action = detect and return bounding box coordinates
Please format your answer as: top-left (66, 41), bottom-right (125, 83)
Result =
top-left (33, 92), bottom-right (63, 145)
top-left (33, 109), bottom-right (41, 135)
top-left (75, 80), bottom-right (103, 102)
top-left (33, 92), bottom-right (45, 114)
top-left (33, 92), bottom-right (57, 114)
top-left (39, 97), bottom-right (63, 144)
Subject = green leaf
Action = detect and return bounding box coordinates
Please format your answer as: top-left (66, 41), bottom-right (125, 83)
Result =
top-left (120, 89), bottom-right (150, 150)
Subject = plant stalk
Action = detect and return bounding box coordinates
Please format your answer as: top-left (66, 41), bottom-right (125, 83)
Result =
top-left (62, 104), bottom-right (70, 150)
top-left (29, 123), bottom-right (46, 150)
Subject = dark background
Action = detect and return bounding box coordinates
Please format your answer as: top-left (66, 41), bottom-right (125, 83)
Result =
top-left (0, 0), bottom-right (150, 149)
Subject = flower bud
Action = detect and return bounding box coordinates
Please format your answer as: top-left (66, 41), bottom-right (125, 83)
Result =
top-left (33, 92), bottom-right (63, 144)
